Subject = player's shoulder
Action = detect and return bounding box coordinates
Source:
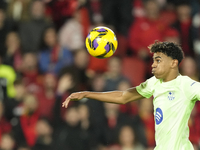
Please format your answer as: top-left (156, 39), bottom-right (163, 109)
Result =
top-left (179, 75), bottom-right (200, 100)
top-left (179, 75), bottom-right (195, 82)
top-left (179, 75), bottom-right (200, 87)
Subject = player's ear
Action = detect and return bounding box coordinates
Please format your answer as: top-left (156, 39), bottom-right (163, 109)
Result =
top-left (171, 59), bottom-right (178, 68)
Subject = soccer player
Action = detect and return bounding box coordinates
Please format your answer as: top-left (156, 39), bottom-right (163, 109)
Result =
top-left (62, 41), bottom-right (200, 150)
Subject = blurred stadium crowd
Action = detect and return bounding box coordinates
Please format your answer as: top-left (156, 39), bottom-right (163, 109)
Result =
top-left (0, 0), bottom-right (200, 150)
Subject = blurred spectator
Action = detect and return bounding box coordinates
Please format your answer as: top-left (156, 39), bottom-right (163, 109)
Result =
top-left (192, 4), bottom-right (200, 72)
top-left (86, 0), bottom-right (103, 26)
top-left (0, 133), bottom-right (16, 150)
top-left (58, 7), bottom-right (90, 51)
top-left (77, 103), bottom-right (90, 131)
top-left (117, 79), bottom-right (132, 92)
top-left (54, 68), bottom-right (80, 123)
top-left (18, 0), bottom-right (52, 52)
top-left (38, 25), bottom-right (73, 75)
top-left (0, 101), bottom-right (12, 142)
top-left (117, 80), bottom-right (139, 117)
top-left (32, 117), bottom-right (54, 150)
top-left (87, 55), bottom-right (108, 78)
top-left (104, 56), bottom-right (130, 91)
top-left (71, 48), bottom-right (90, 90)
top-left (77, 3), bottom-right (91, 39)
top-left (57, 66), bottom-right (79, 94)
top-left (190, 0), bottom-right (200, 16)
top-left (0, 54), bottom-right (16, 98)
top-left (121, 56), bottom-right (146, 86)
top-left (45, 0), bottom-right (78, 30)
top-left (0, 54), bottom-right (7, 101)
top-left (53, 70), bottom-right (102, 150)
top-left (132, 98), bottom-right (155, 148)
top-left (0, 1), bottom-right (7, 10)
top-left (167, 0), bottom-right (199, 15)
top-left (35, 73), bottom-right (57, 121)
top-left (77, 103), bottom-right (101, 149)
top-left (163, 27), bottom-right (180, 44)
top-left (89, 73), bottom-right (106, 92)
top-left (3, 78), bottom-right (26, 121)
top-left (128, 0), bottom-right (167, 60)
top-left (128, 0), bottom-right (169, 78)
top-left (20, 52), bottom-right (42, 93)
top-left (101, 0), bottom-right (133, 36)
top-left (180, 56), bottom-right (199, 81)
top-left (52, 104), bottom-right (90, 150)
top-left (117, 78), bottom-right (132, 91)
top-left (180, 56), bottom-right (200, 118)
top-left (6, 0), bottom-right (31, 23)
top-left (188, 106), bottom-right (200, 150)
top-left (171, 2), bottom-right (194, 56)
top-left (82, 73), bottom-right (106, 146)
top-left (160, 2), bottom-right (177, 26)
top-left (132, 0), bottom-right (145, 19)
top-left (12, 93), bottom-right (39, 147)
top-left (102, 102), bottom-right (134, 146)
top-left (0, 7), bottom-right (15, 55)
top-left (3, 31), bottom-right (23, 73)
top-left (16, 143), bottom-right (32, 150)
top-left (108, 125), bottom-right (146, 150)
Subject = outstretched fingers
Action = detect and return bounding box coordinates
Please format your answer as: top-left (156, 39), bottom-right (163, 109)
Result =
top-left (62, 94), bottom-right (79, 108)
top-left (62, 97), bottom-right (70, 108)
top-left (62, 92), bottom-right (86, 108)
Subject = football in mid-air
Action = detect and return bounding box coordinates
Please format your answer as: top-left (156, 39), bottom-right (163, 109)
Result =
top-left (85, 26), bottom-right (118, 59)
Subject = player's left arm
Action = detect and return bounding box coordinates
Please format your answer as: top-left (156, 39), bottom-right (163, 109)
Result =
top-left (62, 87), bottom-right (144, 108)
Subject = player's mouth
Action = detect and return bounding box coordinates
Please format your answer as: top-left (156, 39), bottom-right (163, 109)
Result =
top-left (152, 69), bottom-right (155, 74)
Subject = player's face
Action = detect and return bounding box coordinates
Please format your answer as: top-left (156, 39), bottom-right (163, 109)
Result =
top-left (151, 52), bottom-right (174, 81)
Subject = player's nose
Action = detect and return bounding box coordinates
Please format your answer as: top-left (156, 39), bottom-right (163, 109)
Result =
top-left (151, 62), bottom-right (156, 68)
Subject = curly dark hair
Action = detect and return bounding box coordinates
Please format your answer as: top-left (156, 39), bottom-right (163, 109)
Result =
top-left (149, 41), bottom-right (184, 64)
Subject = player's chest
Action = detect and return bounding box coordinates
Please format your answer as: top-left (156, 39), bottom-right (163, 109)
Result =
top-left (153, 86), bottom-right (187, 125)
top-left (153, 86), bottom-right (183, 107)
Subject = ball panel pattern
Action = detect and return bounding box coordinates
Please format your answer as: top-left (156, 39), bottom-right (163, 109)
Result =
top-left (85, 26), bottom-right (118, 59)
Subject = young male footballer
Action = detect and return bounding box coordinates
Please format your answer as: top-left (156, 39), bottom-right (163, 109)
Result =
top-left (62, 41), bottom-right (200, 150)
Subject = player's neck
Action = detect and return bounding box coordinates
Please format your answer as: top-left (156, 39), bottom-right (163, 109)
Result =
top-left (163, 71), bottom-right (180, 82)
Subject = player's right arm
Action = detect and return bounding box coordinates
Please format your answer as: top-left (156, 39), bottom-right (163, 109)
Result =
top-left (62, 87), bottom-right (144, 108)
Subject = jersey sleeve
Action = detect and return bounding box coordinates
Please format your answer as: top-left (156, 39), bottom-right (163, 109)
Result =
top-left (189, 81), bottom-right (200, 101)
top-left (136, 76), bottom-right (157, 98)
top-left (183, 77), bottom-right (200, 101)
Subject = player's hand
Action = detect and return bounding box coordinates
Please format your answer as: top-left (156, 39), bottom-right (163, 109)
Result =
top-left (62, 92), bottom-right (86, 108)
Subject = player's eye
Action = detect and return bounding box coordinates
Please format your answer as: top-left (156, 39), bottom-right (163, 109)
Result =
top-left (156, 59), bottom-right (161, 63)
